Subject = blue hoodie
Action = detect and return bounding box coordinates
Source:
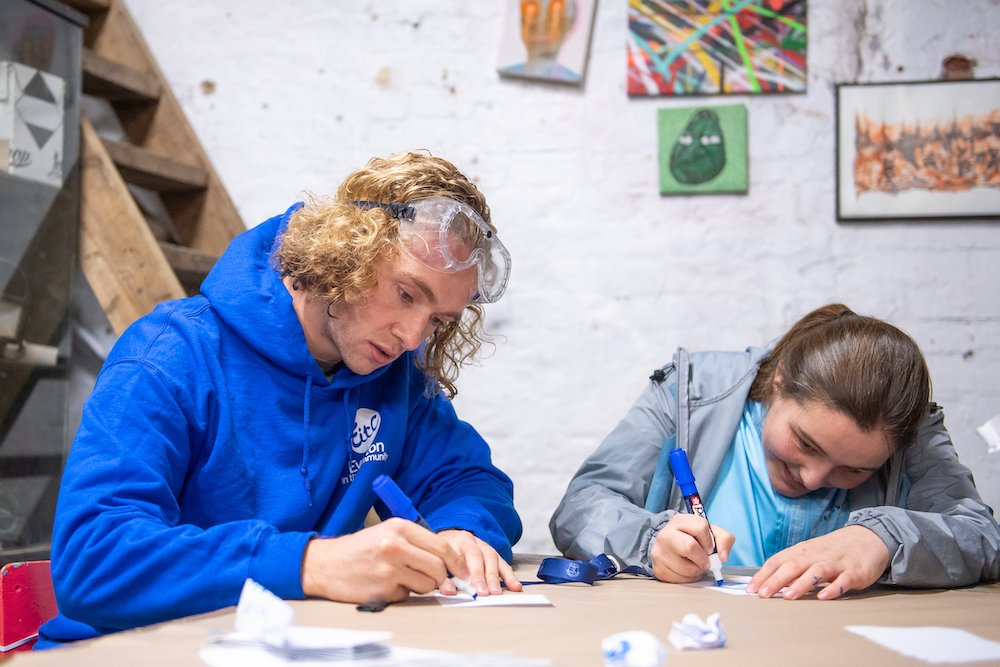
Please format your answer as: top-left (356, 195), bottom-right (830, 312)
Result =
top-left (37, 205), bottom-right (521, 647)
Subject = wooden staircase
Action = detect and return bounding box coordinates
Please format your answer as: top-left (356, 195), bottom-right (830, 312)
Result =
top-left (58, 0), bottom-right (245, 334)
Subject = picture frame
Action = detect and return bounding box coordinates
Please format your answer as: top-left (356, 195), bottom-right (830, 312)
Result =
top-left (497, 0), bottom-right (598, 85)
top-left (836, 78), bottom-right (1000, 221)
top-left (658, 104), bottom-right (748, 195)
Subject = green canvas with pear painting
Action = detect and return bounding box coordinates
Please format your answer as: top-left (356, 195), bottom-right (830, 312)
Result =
top-left (658, 104), bottom-right (749, 195)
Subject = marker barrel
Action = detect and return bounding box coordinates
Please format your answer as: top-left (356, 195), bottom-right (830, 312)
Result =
top-left (668, 448), bottom-right (724, 585)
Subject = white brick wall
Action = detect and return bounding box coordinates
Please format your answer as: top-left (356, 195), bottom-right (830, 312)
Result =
top-left (125, 0), bottom-right (1000, 554)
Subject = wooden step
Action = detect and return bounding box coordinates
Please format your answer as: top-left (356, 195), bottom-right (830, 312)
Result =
top-left (82, 47), bottom-right (160, 102)
top-left (158, 242), bottom-right (220, 293)
top-left (100, 137), bottom-right (208, 193)
top-left (138, 207), bottom-right (183, 245)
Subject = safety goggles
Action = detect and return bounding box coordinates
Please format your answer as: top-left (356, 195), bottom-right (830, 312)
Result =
top-left (351, 198), bottom-right (511, 304)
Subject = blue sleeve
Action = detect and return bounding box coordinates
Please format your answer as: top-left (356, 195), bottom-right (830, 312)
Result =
top-left (387, 372), bottom-right (522, 562)
top-left (49, 357), bottom-right (313, 632)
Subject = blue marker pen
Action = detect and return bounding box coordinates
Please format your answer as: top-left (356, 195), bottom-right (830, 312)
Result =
top-left (372, 474), bottom-right (478, 599)
top-left (668, 448), bottom-right (724, 586)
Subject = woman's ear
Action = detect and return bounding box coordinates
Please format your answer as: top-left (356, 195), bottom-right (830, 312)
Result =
top-left (773, 361), bottom-right (783, 387)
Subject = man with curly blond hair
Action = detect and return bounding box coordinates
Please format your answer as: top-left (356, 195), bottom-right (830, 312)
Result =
top-left (39, 152), bottom-right (522, 648)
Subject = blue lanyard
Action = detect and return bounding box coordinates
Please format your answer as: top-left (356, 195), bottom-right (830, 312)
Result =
top-left (524, 554), bottom-right (650, 586)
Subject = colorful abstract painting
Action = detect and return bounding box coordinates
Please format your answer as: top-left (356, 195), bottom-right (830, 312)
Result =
top-left (837, 79), bottom-right (1000, 220)
top-left (628, 0), bottom-right (807, 97)
top-left (658, 104), bottom-right (748, 194)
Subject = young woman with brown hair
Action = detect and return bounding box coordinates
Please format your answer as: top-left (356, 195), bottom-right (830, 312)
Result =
top-left (550, 304), bottom-right (998, 600)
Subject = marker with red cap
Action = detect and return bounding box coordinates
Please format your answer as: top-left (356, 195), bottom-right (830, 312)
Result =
top-left (668, 448), bottom-right (724, 586)
top-left (372, 474), bottom-right (478, 599)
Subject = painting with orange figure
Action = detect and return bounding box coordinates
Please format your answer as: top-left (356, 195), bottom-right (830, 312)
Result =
top-left (498, 0), bottom-right (597, 84)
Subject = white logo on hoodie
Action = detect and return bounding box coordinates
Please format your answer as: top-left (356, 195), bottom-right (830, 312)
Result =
top-left (341, 408), bottom-right (388, 485)
top-left (352, 408), bottom-right (382, 454)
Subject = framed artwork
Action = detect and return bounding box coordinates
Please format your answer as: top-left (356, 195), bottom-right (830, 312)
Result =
top-left (628, 0), bottom-right (807, 97)
top-left (836, 79), bottom-right (1000, 221)
top-left (658, 104), bottom-right (748, 195)
top-left (497, 0), bottom-right (597, 84)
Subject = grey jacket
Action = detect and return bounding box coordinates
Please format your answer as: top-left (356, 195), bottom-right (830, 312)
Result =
top-left (550, 345), bottom-right (1000, 587)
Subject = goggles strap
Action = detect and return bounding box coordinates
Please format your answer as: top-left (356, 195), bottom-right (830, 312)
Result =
top-left (351, 200), bottom-right (415, 220)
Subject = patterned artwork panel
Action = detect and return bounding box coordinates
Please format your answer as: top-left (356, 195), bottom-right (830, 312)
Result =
top-left (628, 0), bottom-right (807, 97)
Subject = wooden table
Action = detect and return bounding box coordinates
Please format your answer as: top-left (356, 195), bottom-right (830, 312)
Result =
top-left (11, 555), bottom-right (1000, 666)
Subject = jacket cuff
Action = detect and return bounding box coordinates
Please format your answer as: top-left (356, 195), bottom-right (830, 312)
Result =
top-left (641, 512), bottom-right (676, 574)
top-left (248, 529), bottom-right (316, 599)
top-left (847, 509), bottom-right (901, 583)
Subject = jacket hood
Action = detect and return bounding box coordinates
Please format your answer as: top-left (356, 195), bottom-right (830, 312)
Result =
top-left (200, 203), bottom-right (386, 389)
top-left (683, 344), bottom-right (772, 403)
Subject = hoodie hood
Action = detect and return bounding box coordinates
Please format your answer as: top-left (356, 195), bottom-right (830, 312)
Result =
top-left (200, 203), bottom-right (387, 389)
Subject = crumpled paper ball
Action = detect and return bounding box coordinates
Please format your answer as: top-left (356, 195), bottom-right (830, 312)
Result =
top-left (667, 612), bottom-right (727, 650)
top-left (601, 630), bottom-right (669, 667)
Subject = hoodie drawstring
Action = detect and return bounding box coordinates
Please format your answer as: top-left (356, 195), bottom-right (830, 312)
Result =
top-left (301, 374), bottom-right (313, 507)
top-left (343, 389), bottom-right (353, 451)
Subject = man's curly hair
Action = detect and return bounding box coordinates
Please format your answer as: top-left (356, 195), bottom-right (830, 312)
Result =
top-left (271, 151), bottom-right (494, 398)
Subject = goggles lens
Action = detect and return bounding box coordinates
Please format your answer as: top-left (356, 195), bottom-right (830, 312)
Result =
top-left (352, 198), bottom-right (510, 303)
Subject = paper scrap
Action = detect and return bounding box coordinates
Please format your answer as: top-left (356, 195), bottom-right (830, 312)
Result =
top-left (976, 414), bottom-right (1000, 453)
top-left (434, 593), bottom-right (552, 608)
top-left (846, 625), bottom-right (1000, 664)
top-left (601, 630), bottom-right (668, 667)
top-left (227, 579), bottom-right (391, 660)
top-left (234, 579), bottom-right (294, 646)
top-left (668, 612), bottom-right (727, 651)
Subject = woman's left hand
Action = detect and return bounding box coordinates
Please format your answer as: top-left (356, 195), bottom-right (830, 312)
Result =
top-left (745, 525), bottom-right (890, 600)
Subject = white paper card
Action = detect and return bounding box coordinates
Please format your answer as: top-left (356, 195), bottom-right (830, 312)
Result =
top-left (434, 593), bottom-right (552, 608)
top-left (282, 626), bottom-right (393, 649)
top-left (684, 575), bottom-right (783, 597)
top-left (200, 644), bottom-right (551, 667)
top-left (846, 625), bottom-right (1000, 663)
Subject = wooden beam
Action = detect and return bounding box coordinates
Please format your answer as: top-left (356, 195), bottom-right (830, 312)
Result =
top-left (79, 115), bottom-right (186, 335)
top-left (82, 47), bottom-right (160, 102)
top-left (58, 0), bottom-right (110, 12)
top-left (0, 455), bottom-right (64, 478)
top-left (101, 137), bottom-right (208, 192)
top-left (56, 0), bottom-right (109, 47)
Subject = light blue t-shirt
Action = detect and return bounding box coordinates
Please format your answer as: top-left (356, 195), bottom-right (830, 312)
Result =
top-left (703, 401), bottom-right (850, 567)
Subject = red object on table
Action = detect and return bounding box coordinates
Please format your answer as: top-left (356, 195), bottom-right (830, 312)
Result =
top-left (0, 561), bottom-right (58, 653)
